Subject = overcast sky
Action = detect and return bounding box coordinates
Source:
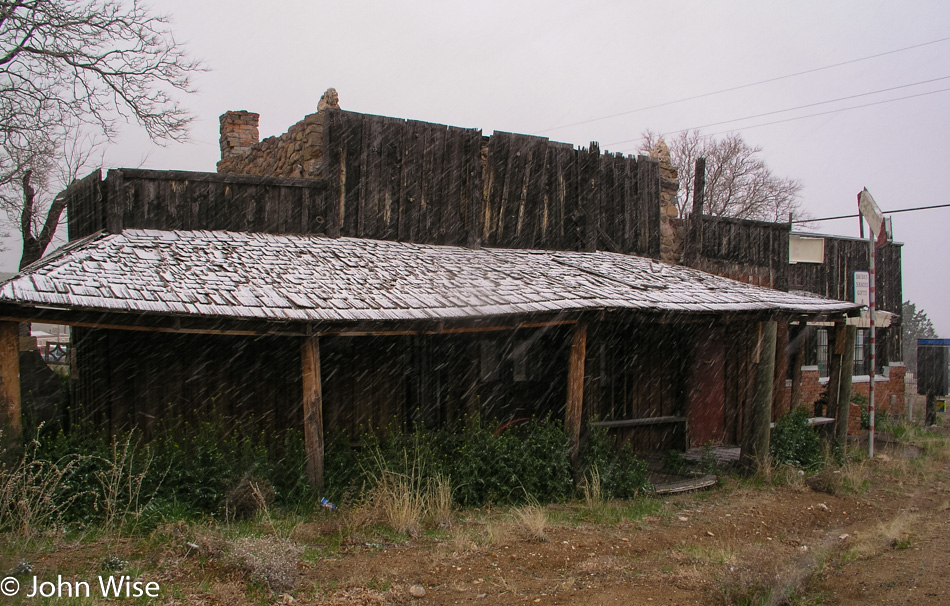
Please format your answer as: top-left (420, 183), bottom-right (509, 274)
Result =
top-left (3, 0), bottom-right (949, 333)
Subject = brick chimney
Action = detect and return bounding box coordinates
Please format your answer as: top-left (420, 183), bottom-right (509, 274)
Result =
top-left (219, 110), bottom-right (260, 161)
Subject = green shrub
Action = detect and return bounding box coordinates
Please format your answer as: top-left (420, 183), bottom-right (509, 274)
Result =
top-left (22, 415), bottom-right (649, 522)
top-left (336, 419), bottom-right (574, 507)
top-left (770, 407), bottom-right (823, 469)
top-left (581, 426), bottom-right (650, 499)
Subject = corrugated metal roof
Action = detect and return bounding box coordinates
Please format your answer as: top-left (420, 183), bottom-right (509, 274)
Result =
top-left (0, 229), bottom-right (858, 322)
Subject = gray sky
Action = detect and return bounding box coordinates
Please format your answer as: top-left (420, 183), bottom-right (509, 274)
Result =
top-left (4, 0), bottom-right (949, 333)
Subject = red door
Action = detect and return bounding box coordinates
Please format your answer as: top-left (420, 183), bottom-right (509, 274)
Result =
top-left (688, 334), bottom-right (726, 447)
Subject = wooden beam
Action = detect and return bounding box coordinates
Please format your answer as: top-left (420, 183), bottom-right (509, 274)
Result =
top-left (772, 320), bottom-right (789, 418)
top-left (465, 340), bottom-right (480, 426)
top-left (789, 323), bottom-right (805, 410)
top-left (565, 321), bottom-right (587, 482)
top-left (0, 321), bottom-right (22, 440)
top-left (301, 335), bottom-right (325, 492)
top-left (741, 320), bottom-right (776, 470)
top-left (835, 325), bottom-right (857, 446)
top-left (825, 320), bottom-right (846, 418)
top-left (114, 167), bottom-right (329, 189)
top-left (685, 157), bottom-right (705, 263)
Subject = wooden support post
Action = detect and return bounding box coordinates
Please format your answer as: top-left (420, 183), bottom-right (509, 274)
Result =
top-left (772, 320), bottom-right (789, 418)
top-left (926, 393), bottom-right (937, 427)
top-left (566, 321), bottom-right (587, 483)
top-left (741, 321), bottom-right (776, 471)
top-left (788, 323), bottom-right (805, 410)
top-left (0, 321), bottom-right (22, 441)
top-left (835, 325), bottom-right (857, 447)
top-left (825, 321), bottom-right (846, 418)
top-left (465, 340), bottom-right (480, 426)
top-left (685, 157), bottom-right (706, 264)
top-left (301, 335), bottom-right (325, 493)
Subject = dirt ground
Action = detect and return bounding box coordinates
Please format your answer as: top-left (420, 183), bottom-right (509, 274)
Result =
top-left (6, 427), bottom-right (950, 606)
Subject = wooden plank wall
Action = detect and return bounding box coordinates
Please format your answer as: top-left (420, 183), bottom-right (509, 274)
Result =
top-left (787, 238), bottom-right (902, 315)
top-left (594, 321), bottom-right (689, 452)
top-left (69, 331), bottom-right (302, 438)
top-left (686, 215), bottom-right (790, 290)
top-left (67, 169), bottom-right (329, 240)
top-left (322, 110), bottom-right (662, 256)
top-left (63, 110), bottom-right (664, 258)
top-left (65, 169), bottom-right (105, 240)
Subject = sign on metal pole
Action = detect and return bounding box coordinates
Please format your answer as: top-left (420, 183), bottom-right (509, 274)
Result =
top-left (853, 271), bottom-right (870, 306)
top-left (857, 188), bottom-right (886, 458)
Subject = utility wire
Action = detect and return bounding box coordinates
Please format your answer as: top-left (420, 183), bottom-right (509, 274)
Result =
top-left (605, 75), bottom-right (950, 146)
top-left (612, 86), bottom-right (950, 153)
top-left (792, 202), bottom-right (950, 224)
top-left (704, 86), bottom-right (950, 138)
top-left (537, 35), bottom-right (950, 134)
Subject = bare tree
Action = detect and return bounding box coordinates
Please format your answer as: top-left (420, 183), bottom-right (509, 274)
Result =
top-left (1, 128), bottom-right (104, 269)
top-left (642, 130), bottom-right (809, 223)
top-left (0, 0), bottom-right (201, 268)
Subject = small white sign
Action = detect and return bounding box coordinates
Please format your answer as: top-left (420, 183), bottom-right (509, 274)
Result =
top-left (854, 271), bottom-right (870, 306)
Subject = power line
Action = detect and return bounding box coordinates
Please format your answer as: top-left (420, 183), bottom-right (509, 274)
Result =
top-left (537, 35), bottom-right (950, 134)
top-left (791, 202), bottom-right (950, 224)
top-left (604, 75), bottom-right (950, 147)
top-left (612, 86), bottom-right (950, 153)
top-left (704, 86), bottom-right (950, 138)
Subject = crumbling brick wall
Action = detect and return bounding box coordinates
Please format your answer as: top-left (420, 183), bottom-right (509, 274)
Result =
top-left (216, 88), bottom-right (339, 179)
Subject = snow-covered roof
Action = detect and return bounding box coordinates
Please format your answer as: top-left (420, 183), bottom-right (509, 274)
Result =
top-left (0, 229), bottom-right (858, 323)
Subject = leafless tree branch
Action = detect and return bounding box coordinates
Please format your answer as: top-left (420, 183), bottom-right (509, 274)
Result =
top-left (0, 0), bottom-right (201, 268)
top-left (641, 129), bottom-right (810, 224)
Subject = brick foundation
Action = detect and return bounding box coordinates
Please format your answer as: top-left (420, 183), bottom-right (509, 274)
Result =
top-left (784, 363), bottom-right (906, 435)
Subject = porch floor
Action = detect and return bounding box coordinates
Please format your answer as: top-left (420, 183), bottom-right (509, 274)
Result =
top-left (683, 445), bottom-right (741, 464)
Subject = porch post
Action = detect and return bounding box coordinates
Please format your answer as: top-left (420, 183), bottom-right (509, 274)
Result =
top-left (835, 325), bottom-right (857, 446)
top-left (825, 321), bottom-right (845, 418)
top-left (301, 334), bottom-right (325, 492)
top-left (772, 320), bottom-right (790, 418)
top-left (789, 322), bottom-right (805, 410)
top-left (0, 321), bottom-right (21, 441)
top-left (741, 320), bottom-right (776, 471)
top-left (566, 321), bottom-right (587, 483)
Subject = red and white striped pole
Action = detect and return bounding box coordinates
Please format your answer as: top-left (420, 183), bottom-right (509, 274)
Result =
top-left (868, 222), bottom-right (876, 458)
top-left (858, 188), bottom-right (884, 458)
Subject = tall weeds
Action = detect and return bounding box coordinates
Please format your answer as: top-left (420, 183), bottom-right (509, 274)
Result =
top-left (94, 434), bottom-right (162, 536)
top-left (0, 432), bottom-right (83, 536)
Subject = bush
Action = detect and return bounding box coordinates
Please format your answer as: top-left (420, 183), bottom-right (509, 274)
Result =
top-left (18, 415), bottom-right (650, 525)
top-left (770, 407), bottom-right (823, 469)
top-left (335, 419), bottom-right (574, 508)
top-left (581, 426), bottom-right (651, 499)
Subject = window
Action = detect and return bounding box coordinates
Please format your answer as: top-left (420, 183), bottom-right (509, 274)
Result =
top-left (853, 329), bottom-right (867, 375)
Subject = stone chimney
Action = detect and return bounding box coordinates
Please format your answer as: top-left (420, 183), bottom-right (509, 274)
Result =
top-left (219, 110), bottom-right (260, 161)
top-left (650, 139), bottom-right (684, 265)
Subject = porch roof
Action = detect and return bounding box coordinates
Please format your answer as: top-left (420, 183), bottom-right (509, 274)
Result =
top-left (0, 229), bottom-right (858, 324)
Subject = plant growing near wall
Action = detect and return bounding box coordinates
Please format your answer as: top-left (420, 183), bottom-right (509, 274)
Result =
top-left (581, 426), bottom-right (651, 499)
top-left (770, 407), bottom-right (823, 470)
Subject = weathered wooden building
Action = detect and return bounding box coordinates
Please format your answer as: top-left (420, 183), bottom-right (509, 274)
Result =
top-left (0, 104), bottom-right (881, 486)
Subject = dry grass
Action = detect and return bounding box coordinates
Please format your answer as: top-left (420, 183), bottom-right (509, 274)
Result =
top-left (713, 542), bottom-right (831, 606)
top-left (769, 462), bottom-right (807, 490)
top-left (846, 512), bottom-right (918, 560)
top-left (425, 473), bottom-right (454, 528)
top-left (227, 535), bottom-right (303, 593)
top-left (0, 433), bottom-right (84, 537)
top-left (581, 466), bottom-right (603, 507)
top-left (353, 448), bottom-right (460, 536)
top-left (512, 503), bottom-right (549, 542)
top-left (373, 469), bottom-right (426, 536)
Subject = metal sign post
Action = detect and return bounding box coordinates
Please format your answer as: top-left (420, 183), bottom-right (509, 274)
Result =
top-left (858, 189), bottom-right (886, 458)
